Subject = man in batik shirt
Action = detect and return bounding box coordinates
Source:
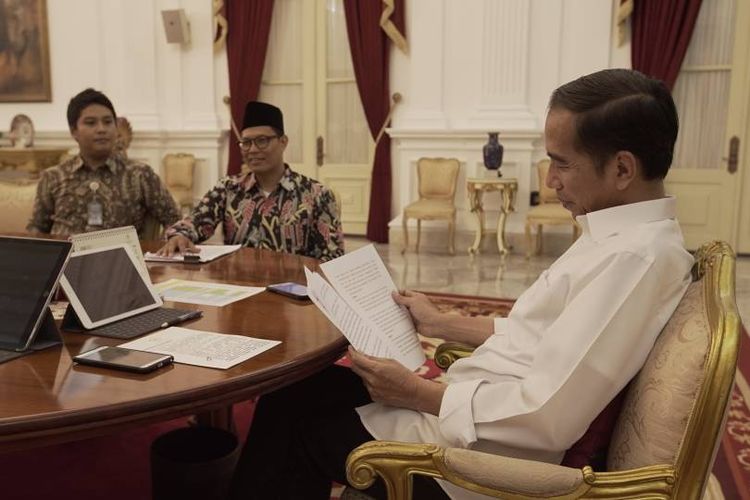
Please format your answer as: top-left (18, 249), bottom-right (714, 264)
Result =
top-left (28, 89), bottom-right (180, 237)
top-left (159, 101), bottom-right (344, 262)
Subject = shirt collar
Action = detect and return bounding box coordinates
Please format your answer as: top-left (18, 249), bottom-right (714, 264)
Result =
top-left (71, 154), bottom-right (119, 174)
top-left (577, 197), bottom-right (677, 241)
top-left (242, 164), bottom-right (295, 193)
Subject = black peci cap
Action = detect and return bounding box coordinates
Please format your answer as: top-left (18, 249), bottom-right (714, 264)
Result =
top-left (242, 101), bottom-right (284, 134)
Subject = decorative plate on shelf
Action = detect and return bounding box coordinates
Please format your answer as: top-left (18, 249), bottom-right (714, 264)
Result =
top-left (9, 114), bottom-right (34, 148)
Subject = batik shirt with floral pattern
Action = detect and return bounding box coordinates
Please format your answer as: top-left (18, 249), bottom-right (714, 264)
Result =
top-left (165, 166), bottom-right (344, 262)
top-left (28, 153), bottom-right (180, 236)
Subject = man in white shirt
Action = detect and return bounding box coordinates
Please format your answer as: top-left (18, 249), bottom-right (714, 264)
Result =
top-left (229, 69), bottom-right (693, 500)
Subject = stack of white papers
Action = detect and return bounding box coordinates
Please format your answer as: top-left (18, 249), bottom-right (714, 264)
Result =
top-left (121, 327), bottom-right (280, 369)
top-left (305, 245), bottom-right (426, 371)
top-left (144, 245), bottom-right (241, 263)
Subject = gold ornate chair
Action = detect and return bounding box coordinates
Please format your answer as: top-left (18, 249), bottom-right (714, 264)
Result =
top-left (525, 158), bottom-right (580, 257)
top-left (347, 241), bottom-right (740, 500)
top-left (163, 153), bottom-right (196, 214)
top-left (402, 158), bottom-right (460, 255)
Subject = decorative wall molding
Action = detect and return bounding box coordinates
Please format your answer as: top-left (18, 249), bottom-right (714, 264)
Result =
top-left (469, 0), bottom-right (536, 130)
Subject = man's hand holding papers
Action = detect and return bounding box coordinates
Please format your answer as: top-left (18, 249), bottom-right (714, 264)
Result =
top-left (304, 245), bottom-right (426, 371)
top-left (348, 346), bottom-right (446, 415)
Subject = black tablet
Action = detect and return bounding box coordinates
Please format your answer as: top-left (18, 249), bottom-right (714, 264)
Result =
top-left (0, 237), bottom-right (71, 352)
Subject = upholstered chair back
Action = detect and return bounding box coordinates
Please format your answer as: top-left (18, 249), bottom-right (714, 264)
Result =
top-left (536, 159), bottom-right (559, 204)
top-left (608, 279), bottom-right (709, 471)
top-left (163, 153), bottom-right (196, 212)
top-left (606, 242), bottom-right (739, 497)
top-left (0, 178), bottom-right (38, 234)
top-left (416, 158), bottom-right (460, 200)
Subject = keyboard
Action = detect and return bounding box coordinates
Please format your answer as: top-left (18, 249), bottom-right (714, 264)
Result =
top-left (85, 307), bottom-right (198, 339)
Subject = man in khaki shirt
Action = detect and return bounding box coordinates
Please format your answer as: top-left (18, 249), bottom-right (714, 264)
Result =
top-left (28, 88), bottom-right (179, 236)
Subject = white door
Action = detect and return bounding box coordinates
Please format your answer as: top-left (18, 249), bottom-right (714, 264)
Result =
top-left (665, 0), bottom-right (750, 250)
top-left (258, 0), bottom-right (373, 235)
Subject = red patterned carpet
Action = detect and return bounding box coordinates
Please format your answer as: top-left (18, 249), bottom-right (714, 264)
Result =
top-left (0, 292), bottom-right (746, 499)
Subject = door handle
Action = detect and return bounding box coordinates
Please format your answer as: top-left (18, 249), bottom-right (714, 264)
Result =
top-left (316, 136), bottom-right (324, 166)
top-left (725, 136), bottom-right (739, 174)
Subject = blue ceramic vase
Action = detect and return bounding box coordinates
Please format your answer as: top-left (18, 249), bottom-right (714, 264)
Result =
top-left (483, 132), bottom-right (504, 177)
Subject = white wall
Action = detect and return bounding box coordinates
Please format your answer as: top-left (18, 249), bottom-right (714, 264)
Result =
top-left (0, 0), bottom-right (231, 199)
top-left (388, 0), bottom-right (632, 250)
top-left (1, 0), bottom-right (632, 248)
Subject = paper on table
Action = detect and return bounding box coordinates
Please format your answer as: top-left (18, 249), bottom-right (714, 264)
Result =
top-left (306, 244), bottom-right (425, 370)
top-left (144, 245), bottom-right (241, 263)
top-left (153, 278), bottom-right (265, 307)
top-left (120, 327), bottom-right (280, 369)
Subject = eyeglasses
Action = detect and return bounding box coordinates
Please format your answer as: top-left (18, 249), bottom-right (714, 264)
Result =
top-left (238, 135), bottom-right (279, 151)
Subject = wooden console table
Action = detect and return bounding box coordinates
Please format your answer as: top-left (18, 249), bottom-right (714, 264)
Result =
top-left (0, 147), bottom-right (68, 178)
top-left (466, 177), bottom-right (518, 255)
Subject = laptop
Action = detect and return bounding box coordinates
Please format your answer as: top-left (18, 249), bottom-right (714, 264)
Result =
top-left (59, 244), bottom-right (201, 339)
top-left (0, 237), bottom-right (71, 354)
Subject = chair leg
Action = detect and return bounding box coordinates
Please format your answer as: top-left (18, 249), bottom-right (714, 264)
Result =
top-left (535, 225), bottom-right (543, 255)
top-left (525, 221), bottom-right (532, 259)
top-left (401, 215), bottom-right (409, 254)
top-left (415, 220), bottom-right (422, 253)
top-left (448, 219), bottom-right (455, 255)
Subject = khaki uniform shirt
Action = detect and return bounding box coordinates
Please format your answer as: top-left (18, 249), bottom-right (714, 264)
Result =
top-left (28, 154), bottom-right (180, 236)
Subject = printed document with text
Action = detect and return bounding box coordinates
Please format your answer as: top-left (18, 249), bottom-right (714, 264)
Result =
top-left (121, 327), bottom-right (280, 369)
top-left (305, 244), bottom-right (425, 370)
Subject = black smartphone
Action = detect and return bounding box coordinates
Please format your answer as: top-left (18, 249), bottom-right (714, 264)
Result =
top-left (266, 282), bottom-right (309, 300)
top-left (73, 346), bottom-right (174, 373)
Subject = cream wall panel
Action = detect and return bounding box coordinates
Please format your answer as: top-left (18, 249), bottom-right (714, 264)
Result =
top-left (388, 0), bottom-right (624, 251)
top-left (0, 0), bottom-right (630, 246)
top-left (0, 0), bottom-right (227, 191)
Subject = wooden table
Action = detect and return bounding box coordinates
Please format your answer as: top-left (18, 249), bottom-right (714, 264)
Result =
top-left (0, 245), bottom-right (347, 452)
top-left (466, 178), bottom-right (518, 255)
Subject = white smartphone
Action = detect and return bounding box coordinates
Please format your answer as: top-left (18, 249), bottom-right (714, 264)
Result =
top-left (73, 346), bottom-right (173, 373)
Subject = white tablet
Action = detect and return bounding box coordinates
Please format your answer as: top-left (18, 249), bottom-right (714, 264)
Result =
top-left (0, 237), bottom-right (71, 351)
top-left (60, 244), bottom-right (163, 329)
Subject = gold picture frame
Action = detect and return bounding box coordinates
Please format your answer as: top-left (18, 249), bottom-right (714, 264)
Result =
top-left (0, 0), bottom-right (52, 102)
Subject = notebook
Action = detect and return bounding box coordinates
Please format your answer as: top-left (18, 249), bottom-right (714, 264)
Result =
top-left (0, 237), bottom-right (71, 353)
top-left (59, 244), bottom-right (201, 339)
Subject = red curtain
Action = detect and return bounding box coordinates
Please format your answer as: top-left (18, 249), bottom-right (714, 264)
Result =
top-left (343, 1), bottom-right (403, 243)
top-left (225, 0), bottom-right (275, 175)
top-left (631, 0), bottom-right (703, 90)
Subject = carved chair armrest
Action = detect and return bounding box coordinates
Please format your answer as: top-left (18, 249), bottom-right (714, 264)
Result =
top-left (434, 342), bottom-right (475, 370)
top-left (346, 441), bottom-right (677, 499)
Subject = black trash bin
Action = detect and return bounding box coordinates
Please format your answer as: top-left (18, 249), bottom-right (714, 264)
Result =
top-left (151, 426), bottom-right (240, 500)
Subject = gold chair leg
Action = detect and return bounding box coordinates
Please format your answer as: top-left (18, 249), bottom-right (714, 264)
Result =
top-left (448, 219), bottom-right (455, 255)
top-left (525, 221), bottom-right (532, 259)
top-left (416, 219), bottom-right (422, 253)
top-left (535, 225), bottom-right (543, 255)
top-left (402, 215), bottom-right (409, 254)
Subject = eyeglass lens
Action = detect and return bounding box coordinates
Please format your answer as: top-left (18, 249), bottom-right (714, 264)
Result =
top-left (239, 136), bottom-right (275, 150)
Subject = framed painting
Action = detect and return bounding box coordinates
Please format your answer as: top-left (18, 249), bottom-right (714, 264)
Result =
top-left (0, 0), bottom-right (52, 102)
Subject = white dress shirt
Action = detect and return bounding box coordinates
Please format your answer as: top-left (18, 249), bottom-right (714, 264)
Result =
top-left (356, 197), bottom-right (693, 500)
